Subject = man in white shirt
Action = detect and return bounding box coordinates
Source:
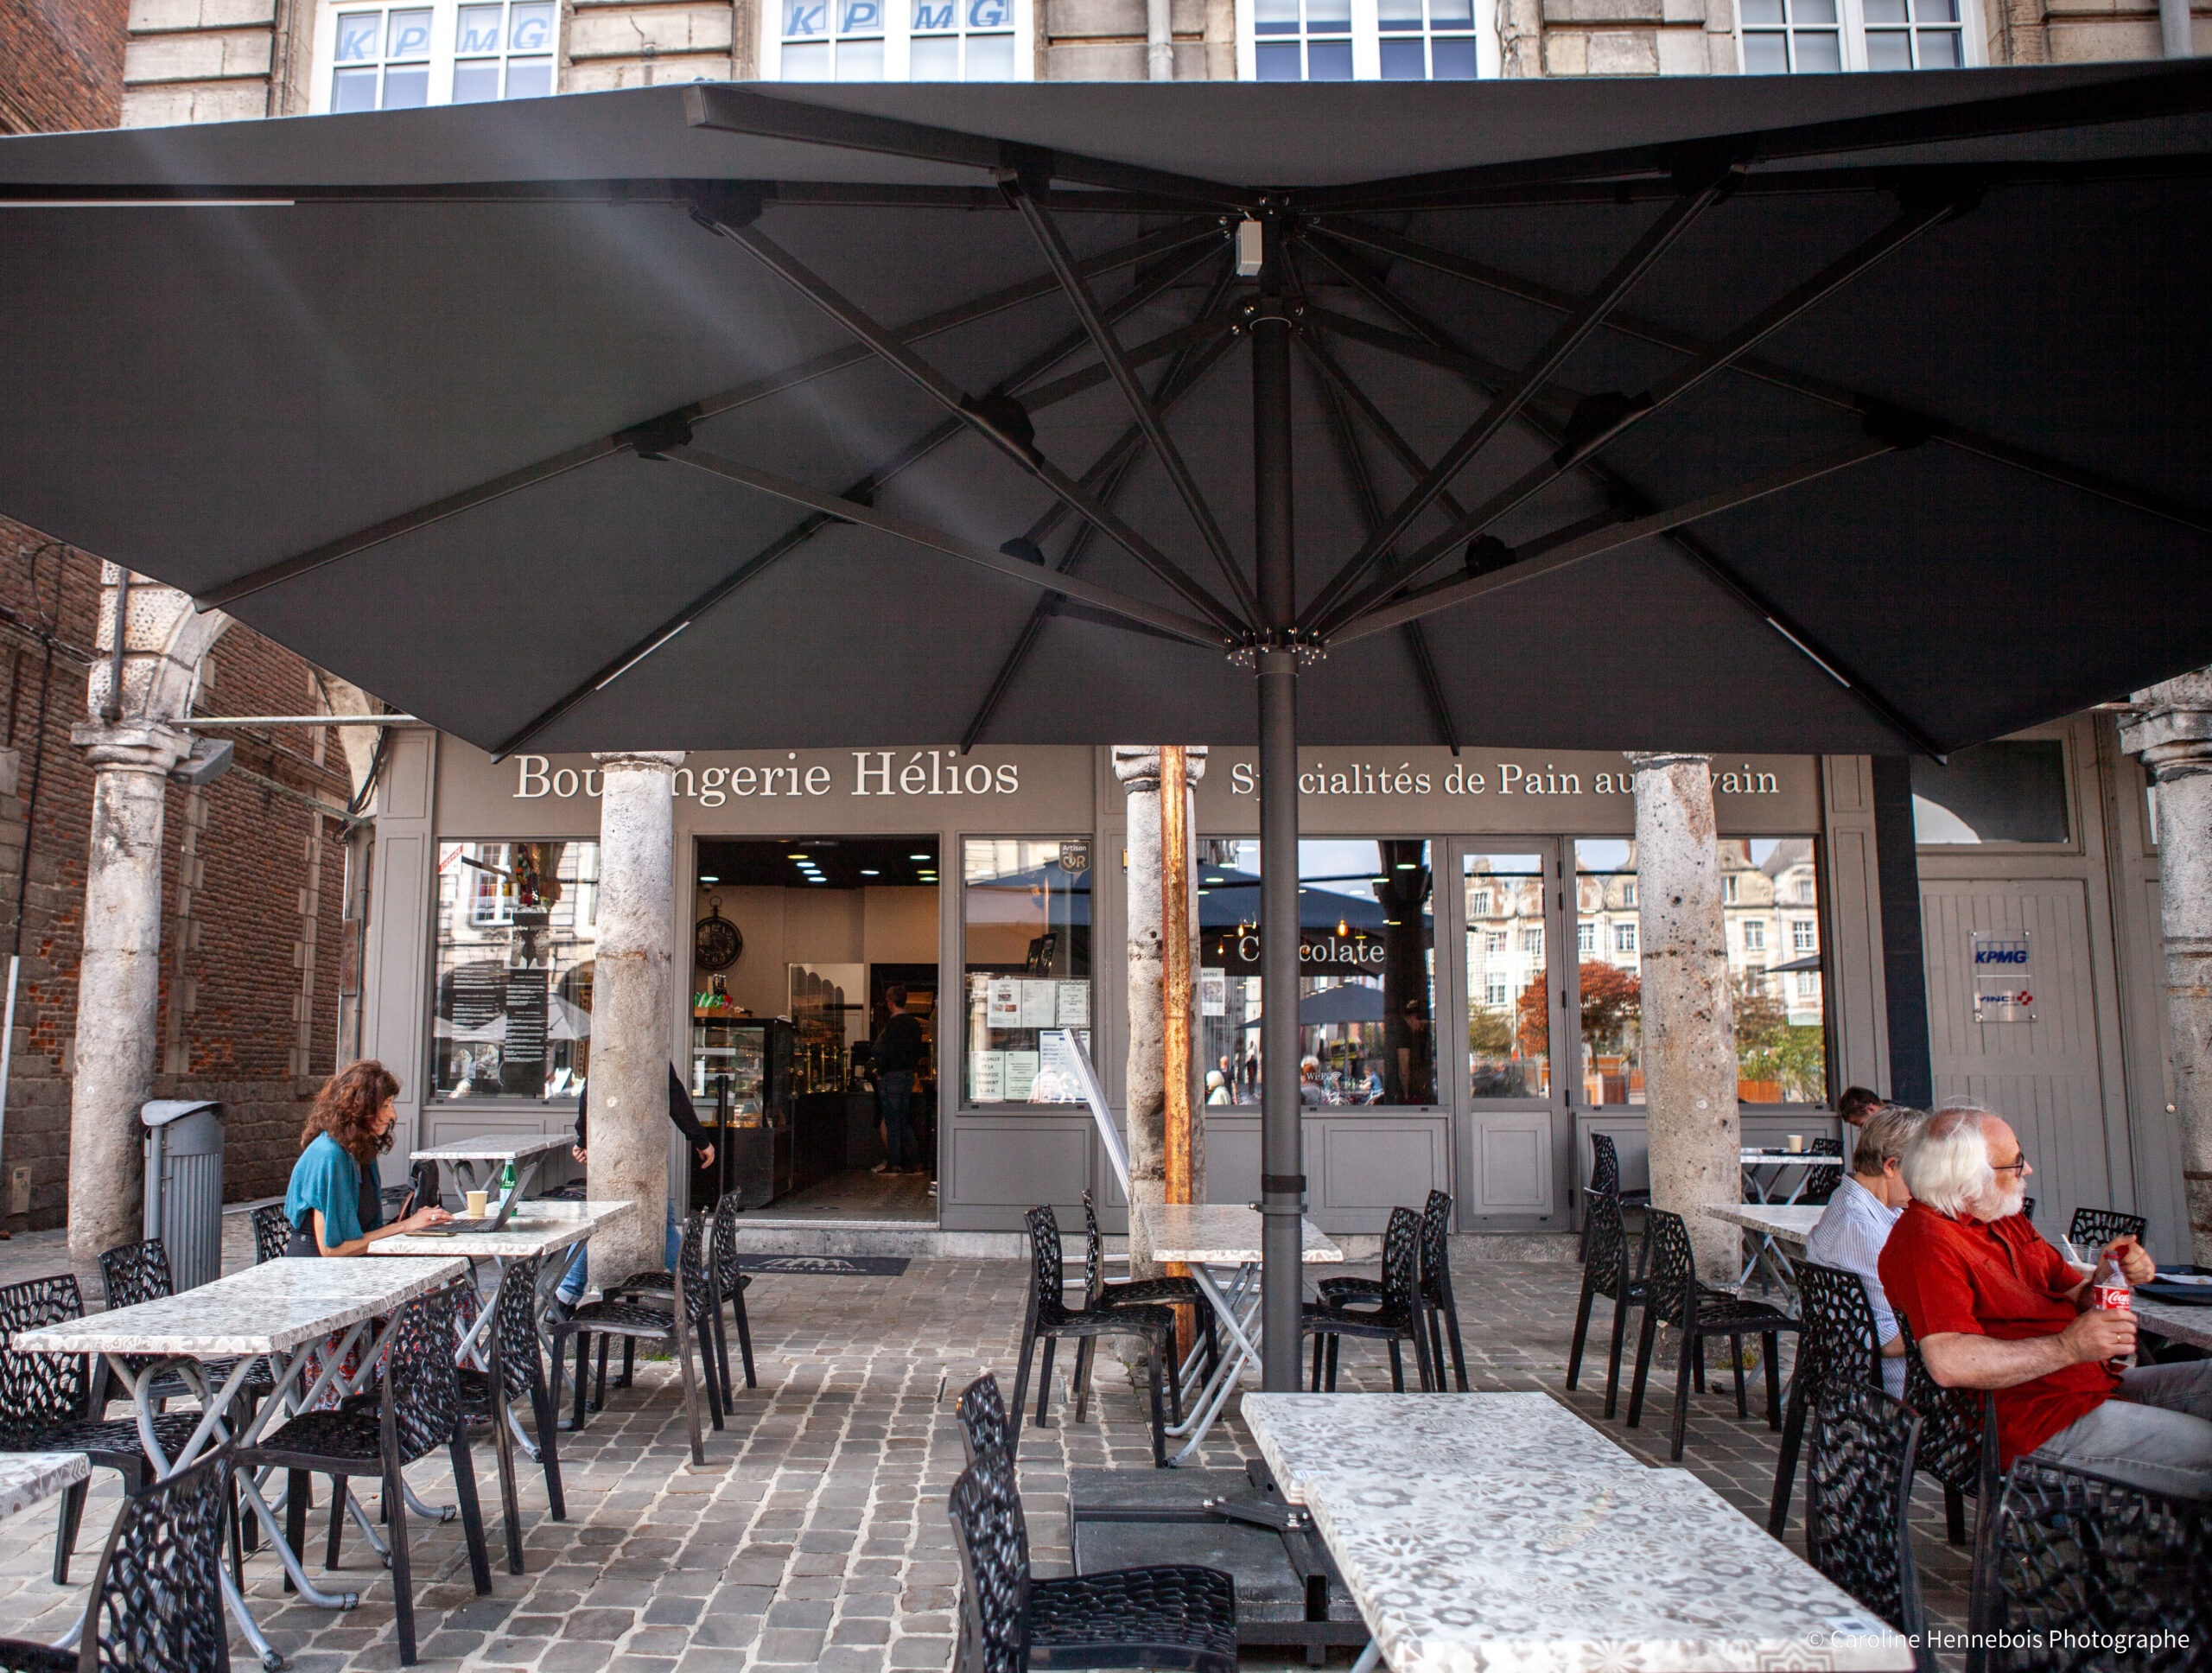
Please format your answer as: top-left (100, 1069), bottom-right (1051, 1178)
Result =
top-left (1804, 1105), bottom-right (1925, 1397)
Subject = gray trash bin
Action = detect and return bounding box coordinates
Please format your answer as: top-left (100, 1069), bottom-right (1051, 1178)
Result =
top-left (143, 1100), bottom-right (223, 1292)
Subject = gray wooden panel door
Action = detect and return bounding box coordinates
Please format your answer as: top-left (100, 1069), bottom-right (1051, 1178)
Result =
top-left (1921, 880), bottom-right (2112, 1235)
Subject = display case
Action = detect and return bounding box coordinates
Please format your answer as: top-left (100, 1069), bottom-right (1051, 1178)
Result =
top-left (690, 1013), bottom-right (795, 1210)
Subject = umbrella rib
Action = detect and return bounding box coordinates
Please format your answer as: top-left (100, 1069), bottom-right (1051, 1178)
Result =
top-left (683, 84), bottom-right (1249, 211)
top-left (963, 267), bottom-right (1243, 753)
top-left (1313, 218), bottom-right (2212, 539)
top-left (1305, 232), bottom-right (1948, 758)
top-left (1293, 165), bottom-right (1738, 639)
top-left (193, 213), bottom-right (1219, 612)
top-left (703, 211), bottom-right (1249, 637)
top-left (663, 445), bottom-right (1224, 646)
top-left (1001, 178), bottom-right (1262, 625)
top-left (1334, 436), bottom-right (1897, 644)
top-left (1014, 309), bottom-right (1243, 411)
top-left (1308, 195), bottom-right (1958, 638)
top-left (1300, 297), bottom-right (1461, 756)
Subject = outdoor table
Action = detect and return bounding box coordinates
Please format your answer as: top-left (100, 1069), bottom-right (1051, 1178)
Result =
top-left (0, 1454), bottom-right (88, 1524)
top-left (2132, 1294), bottom-right (2212, 1353)
top-left (1137, 1203), bottom-right (1342, 1467)
top-left (372, 1197), bottom-right (635, 1441)
top-left (14, 1254), bottom-right (467, 1671)
top-left (1703, 1201), bottom-right (1822, 1302)
top-left (1242, 1392), bottom-right (1638, 1505)
top-left (1303, 1466), bottom-right (1915, 1673)
top-left (410, 1131), bottom-right (573, 1217)
top-left (1740, 1148), bottom-right (1833, 1206)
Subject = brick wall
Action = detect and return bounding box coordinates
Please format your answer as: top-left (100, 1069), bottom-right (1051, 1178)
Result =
top-left (0, 520), bottom-right (357, 1228)
top-left (0, 0), bottom-right (127, 132)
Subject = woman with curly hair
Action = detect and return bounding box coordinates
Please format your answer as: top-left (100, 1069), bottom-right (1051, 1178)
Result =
top-left (283, 1059), bottom-right (452, 1256)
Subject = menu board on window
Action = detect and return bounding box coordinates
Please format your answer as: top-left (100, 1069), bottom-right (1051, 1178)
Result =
top-left (1198, 968), bottom-right (1226, 1018)
top-left (1035, 1029), bottom-right (1091, 1103)
top-left (1020, 979), bottom-right (1058, 1028)
top-left (970, 1051), bottom-right (1005, 1102)
top-left (987, 978), bottom-right (1022, 1029)
top-left (1056, 980), bottom-right (1090, 1027)
top-left (1002, 1051), bottom-right (1040, 1102)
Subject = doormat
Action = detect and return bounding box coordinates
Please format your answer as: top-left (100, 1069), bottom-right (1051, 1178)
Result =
top-left (738, 1255), bottom-right (911, 1277)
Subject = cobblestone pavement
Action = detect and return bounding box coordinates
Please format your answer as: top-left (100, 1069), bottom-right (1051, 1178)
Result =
top-left (0, 1225), bottom-right (1977, 1670)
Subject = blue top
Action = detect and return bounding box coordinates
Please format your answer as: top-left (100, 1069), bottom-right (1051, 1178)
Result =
top-left (284, 1132), bottom-right (382, 1250)
top-left (1805, 1174), bottom-right (1908, 1400)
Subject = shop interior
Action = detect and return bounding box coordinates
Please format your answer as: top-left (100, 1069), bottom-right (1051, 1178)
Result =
top-left (690, 836), bottom-right (939, 1224)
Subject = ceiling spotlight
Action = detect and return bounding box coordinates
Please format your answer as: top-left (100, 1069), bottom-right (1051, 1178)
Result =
top-left (1395, 862), bottom-right (1417, 870)
top-left (909, 853), bottom-right (930, 861)
top-left (787, 853), bottom-right (809, 861)
top-left (699, 874), bottom-right (720, 883)
top-left (860, 868), bottom-right (880, 876)
top-left (1338, 918), bottom-right (1350, 938)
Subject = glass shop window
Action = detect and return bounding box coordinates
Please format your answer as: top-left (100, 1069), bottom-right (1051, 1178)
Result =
top-left (1911, 740), bottom-right (2069, 844)
top-left (1574, 836), bottom-right (1829, 1109)
top-left (432, 841), bottom-right (598, 1100)
top-left (1738, 0), bottom-right (1967, 73)
top-left (779, 0), bottom-right (1023, 78)
top-left (324, 0), bottom-right (554, 111)
top-left (1198, 838), bottom-right (1436, 1108)
top-left (1465, 852), bottom-right (1549, 1100)
top-left (963, 838), bottom-right (1091, 1105)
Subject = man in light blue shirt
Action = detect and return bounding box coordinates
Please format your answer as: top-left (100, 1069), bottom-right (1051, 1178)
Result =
top-left (1805, 1105), bottom-right (1925, 1398)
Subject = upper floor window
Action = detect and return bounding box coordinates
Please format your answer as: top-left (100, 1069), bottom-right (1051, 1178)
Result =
top-left (771, 0), bottom-right (1026, 79)
top-left (318, 0), bottom-right (553, 111)
top-left (1577, 920), bottom-right (1595, 955)
top-left (1243, 0), bottom-right (1494, 79)
top-left (1792, 919), bottom-right (1817, 954)
top-left (1724, 872), bottom-right (1739, 903)
top-left (1613, 922), bottom-right (1637, 956)
top-left (1739, 0), bottom-right (1969, 73)
top-left (1743, 919), bottom-right (1766, 952)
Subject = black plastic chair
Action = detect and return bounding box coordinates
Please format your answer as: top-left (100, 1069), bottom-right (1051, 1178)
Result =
top-left (0, 1273), bottom-right (206, 1586)
top-left (455, 1251), bottom-right (565, 1572)
top-left (1071, 1189), bottom-right (1211, 1424)
top-left (2067, 1206), bottom-right (2148, 1250)
top-left (250, 1204), bottom-right (291, 1264)
top-left (948, 1441), bottom-right (1236, 1673)
top-left (0, 1447), bottom-right (238, 1673)
top-left (1899, 1317), bottom-right (2002, 1550)
top-left (548, 1212), bottom-right (715, 1464)
top-left (1565, 1190), bottom-right (1649, 1419)
top-left (1010, 1207), bottom-right (1176, 1468)
top-left (607, 1192), bottom-right (757, 1395)
top-left (242, 1283), bottom-right (493, 1667)
top-left (1973, 1458), bottom-right (2210, 1672)
top-left (1319, 1189), bottom-right (1467, 1391)
top-left (1579, 1132), bottom-right (1649, 1262)
top-left (1799, 1135), bottom-right (1845, 1205)
top-left (1806, 1384), bottom-right (1936, 1673)
top-left (2019, 1195), bottom-right (2035, 1224)
top-left (1625, 1209), bottom-right (1798, 1460)
top-left (1769, 1259), bottom-right (1884, 1538)
top-left (1303, 1206), bottom-right (1434, 1393)
top-left (98, 1238), bottom-right (276, 1418)
top-left (957, 1371), bottom-right (1012, 1466)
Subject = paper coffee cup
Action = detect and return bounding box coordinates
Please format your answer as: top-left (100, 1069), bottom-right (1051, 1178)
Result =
top-left (1786, 1135), bottom-right (1805, 1153)
top-left (465, 1189), bottom-right (488, 1218)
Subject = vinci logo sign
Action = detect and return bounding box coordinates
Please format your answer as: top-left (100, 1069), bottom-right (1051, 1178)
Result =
top-left (1970, 932), bottom-right (2034, 1022)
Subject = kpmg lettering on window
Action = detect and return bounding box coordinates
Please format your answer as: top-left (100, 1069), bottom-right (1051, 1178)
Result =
top-left (512, 751), bottom-right (1022, 805)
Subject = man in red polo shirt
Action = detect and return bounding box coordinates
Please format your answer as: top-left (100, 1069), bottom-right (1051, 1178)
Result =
top-left (1879, 1104), bottom-right (2212, 1500)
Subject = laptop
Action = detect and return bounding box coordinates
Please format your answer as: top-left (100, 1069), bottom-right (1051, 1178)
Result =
top-left (416, 1183), bottom-right (527, 1235)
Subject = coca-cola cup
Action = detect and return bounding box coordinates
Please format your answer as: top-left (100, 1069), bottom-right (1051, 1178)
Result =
top-left (2092, 1275), bottom-right (2132, 1373)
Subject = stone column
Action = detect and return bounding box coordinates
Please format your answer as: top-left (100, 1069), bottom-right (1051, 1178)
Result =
top-left (588, 750), bottom-right (683, 1281)
top-left (66, 569), bottom-right (227, 1292)
top-left (1114, 745), bottom-right (1205, 1280)
top-left (1628, 751), bottom-right (1742, 1277)
top-left (2121, 674), bottom-right (2212, 1267)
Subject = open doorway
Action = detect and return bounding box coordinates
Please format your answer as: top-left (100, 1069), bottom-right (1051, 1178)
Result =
top-left (690, 836), bottom-right (939, 1223)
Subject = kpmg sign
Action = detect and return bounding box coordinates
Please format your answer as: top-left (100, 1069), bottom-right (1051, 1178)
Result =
top-left (1970, 931), bottom-right (2035, 1023)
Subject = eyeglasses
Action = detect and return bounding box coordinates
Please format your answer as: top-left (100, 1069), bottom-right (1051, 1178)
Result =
top-left (1992, 1156), bottom-right (2030, 1174)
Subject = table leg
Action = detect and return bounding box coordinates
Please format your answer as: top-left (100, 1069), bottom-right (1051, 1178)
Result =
top-left (1349, 1639), bottom-right (1383, 1673)
top-left (1167, 1263), bottom-right (1263, 1467)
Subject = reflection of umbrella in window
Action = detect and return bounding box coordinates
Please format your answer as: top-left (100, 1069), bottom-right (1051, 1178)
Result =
top-left (1240, 983), bottom-right (1386, 1028)
top-left (433, 1014), bottom-right (509, 1044)
top-left (548, 994), bottom-right (593, 1040)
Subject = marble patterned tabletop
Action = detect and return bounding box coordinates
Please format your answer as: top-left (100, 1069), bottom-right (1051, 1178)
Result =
top-left (1137, 1203), bottom-right (1343, 1266)
top-left (1242, 1393), bottom-right (1639, 1505)
top-left (12, 1256), bottom-right (469, 1357)
top-left (2133, 1294), bottom-right (2212, 1352)
top-left (1702, 1203), bottom-right (1821, 1247)
top-left (372, 1197), bottom-right (635, 1257)
top-left (1302, 1466), bottom-right (1914, 1673)
top-left (0, 1453), bottom-right (89, 1523)
top-left (410, 1133), bottom-right (573, 1163)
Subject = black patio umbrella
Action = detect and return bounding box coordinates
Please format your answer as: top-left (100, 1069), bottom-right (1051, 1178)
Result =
top-left (3, 67), bottom-right (2210, 1386)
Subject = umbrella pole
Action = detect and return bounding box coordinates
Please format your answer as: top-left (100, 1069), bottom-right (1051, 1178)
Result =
top-left (1252, 213), bottom-right (1304, 1394)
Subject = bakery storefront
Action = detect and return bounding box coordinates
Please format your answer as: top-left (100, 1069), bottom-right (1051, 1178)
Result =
top-left (359, 729), bottom-right (1917, 1239)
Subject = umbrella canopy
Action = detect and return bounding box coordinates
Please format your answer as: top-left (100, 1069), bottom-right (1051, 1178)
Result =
top-left (6, 68), bottom-right (2210, 1388)
top-left (0, 69), bottom-right (2208, 759)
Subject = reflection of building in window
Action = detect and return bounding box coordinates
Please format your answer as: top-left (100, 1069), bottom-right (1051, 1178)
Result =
top-left (1743, 919), bottom-right (1765, 951)
top-left (1577, 921), bottom-right (1595, 955)
top-left (1522, 926), bottom-right (1542, 955)
top-left (1724, 873), bottom-right (1738, 903)
top-left (1465, 853), bottom-right (1546, 1101)
top-left (433, 841), bottom-right (598, 1101)
top-left (962, 838), bottom-right (1090, 1105)
top-left (1793, 919), bottom-right (1817, 953)
top-left (1486, 929), bottom-right (1507, 953)
top-left (1614, 922), bottom-right (1637, 955)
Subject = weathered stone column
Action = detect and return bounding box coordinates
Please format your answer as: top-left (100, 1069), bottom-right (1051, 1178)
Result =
top-left (2121, 674), bottom-right (2212, 1267)
top-left (588, 750), bottom-right (683, 1281)
top-left (67, 569), bottom-right (227, 1292)
top-left (1114, 746), bottom-right (1205, 1280)
top-left (1628, 751), bottom-right (1742, 1277)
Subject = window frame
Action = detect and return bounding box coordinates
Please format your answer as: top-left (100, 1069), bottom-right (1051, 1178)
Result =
top-left (761, 0), bottom-right (1035, 81)
top-left (1732, 0), bottom-right (1984, 73)
top-left (309, 0), bottom-right (561, 113)
top-left (1236, 0), bottom-right (1500, 79)
top-left (957, 832), bottom-right (1093, 1113)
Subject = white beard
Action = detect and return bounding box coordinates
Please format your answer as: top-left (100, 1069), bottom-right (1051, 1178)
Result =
top-left (1986, 1179), bottom-right (2027, 1220)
